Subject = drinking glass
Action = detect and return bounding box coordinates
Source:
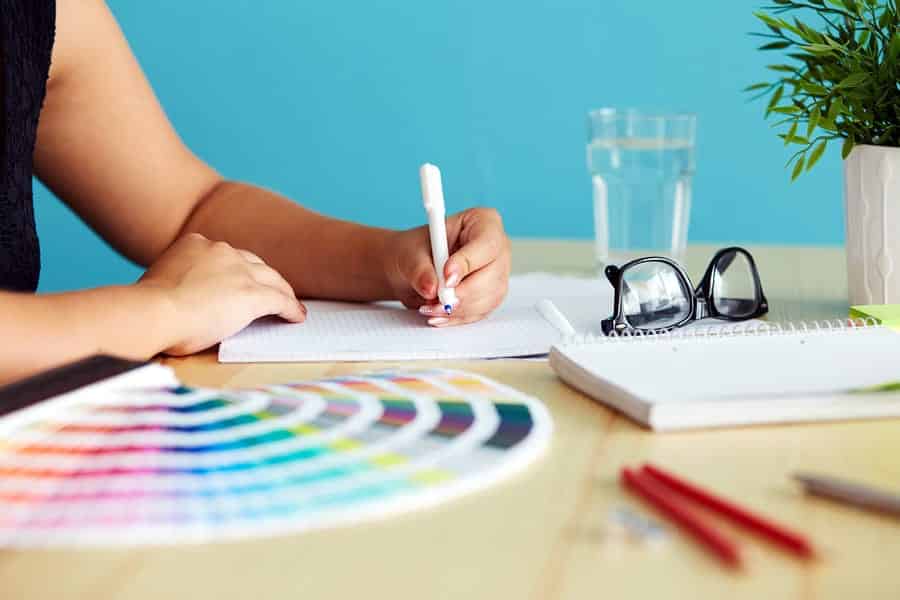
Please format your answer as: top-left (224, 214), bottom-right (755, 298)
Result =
top-left (587, 109), bottom-right (696, 267)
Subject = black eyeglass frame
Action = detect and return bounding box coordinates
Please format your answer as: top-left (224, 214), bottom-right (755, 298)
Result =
top-left (600, 246), bottom-right (769, 336)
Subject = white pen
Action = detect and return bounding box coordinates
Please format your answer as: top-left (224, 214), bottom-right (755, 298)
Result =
top-left (419, 163), bottom-right (459, 315)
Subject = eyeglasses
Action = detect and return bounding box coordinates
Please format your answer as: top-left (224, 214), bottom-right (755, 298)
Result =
top-left (601, 247), bottom-right (768, 336)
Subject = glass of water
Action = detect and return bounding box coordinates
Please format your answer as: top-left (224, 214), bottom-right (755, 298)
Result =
top-left (587, 109), bottom-right (696, 267)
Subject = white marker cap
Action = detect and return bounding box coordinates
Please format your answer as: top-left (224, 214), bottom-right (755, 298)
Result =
top-left (419, 163), bottom-right (445, 213)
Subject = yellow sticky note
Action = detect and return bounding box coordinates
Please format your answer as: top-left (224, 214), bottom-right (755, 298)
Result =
top-left (850, 304), bottom-right (900, 328)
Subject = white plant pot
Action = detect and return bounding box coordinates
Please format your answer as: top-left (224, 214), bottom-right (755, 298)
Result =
top-left (843, 144), bottom-right (900, 306)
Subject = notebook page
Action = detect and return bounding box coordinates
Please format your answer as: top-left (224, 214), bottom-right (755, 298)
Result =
top-left (504, 273), bottom-right (611, 333)
top-left (219, 300), bottom-right (572, 362)
top-left (299, 273), bottom-right (612, 333)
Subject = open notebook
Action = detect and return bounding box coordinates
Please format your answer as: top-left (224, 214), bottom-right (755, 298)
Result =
top-left (218, 272), bottom-right (610, 363)
top-left (219, 299), bottom-right (575, 362)
top-left (549, 321), bottom-right (900, 431)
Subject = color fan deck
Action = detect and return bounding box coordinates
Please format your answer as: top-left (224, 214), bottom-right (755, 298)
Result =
top-left (0, 369), bottom-right (551, 547)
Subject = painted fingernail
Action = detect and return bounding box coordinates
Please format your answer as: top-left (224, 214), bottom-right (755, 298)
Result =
top-left (427, 317), bottom-right (450, 326)
top-left (445, 272), bottom-right (460, 288)
top-left (419, 304), bottom-right (440, 316)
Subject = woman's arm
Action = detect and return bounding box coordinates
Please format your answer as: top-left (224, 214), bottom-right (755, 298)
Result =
top-left (34, 0), bottom-right (222, 266)
top-left (179, 182), bottom-right (509, 311)
top-left (0, 234), bottom-right (304, 384)
top-left (36, 0), bottom-right (510, 318)
top-left (0, 286), bottom-right (173, 383)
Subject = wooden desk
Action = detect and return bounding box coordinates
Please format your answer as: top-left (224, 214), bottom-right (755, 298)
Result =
top-left (5, 241), bottom-right (900, 600)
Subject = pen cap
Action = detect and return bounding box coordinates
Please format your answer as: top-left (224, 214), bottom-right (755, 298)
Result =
top-left (419, 163), bottom-right (446, 214)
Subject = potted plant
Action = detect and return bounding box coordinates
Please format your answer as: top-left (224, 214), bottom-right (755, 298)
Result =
top-left (748, 0), bottom-right (900, 305)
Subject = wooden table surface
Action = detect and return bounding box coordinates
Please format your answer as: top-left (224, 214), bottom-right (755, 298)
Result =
top-left (5, 240), bottom-right (900, 600)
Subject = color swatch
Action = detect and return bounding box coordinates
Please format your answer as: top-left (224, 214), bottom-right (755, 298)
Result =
top-left (0, 369), bottom-right (551, 547)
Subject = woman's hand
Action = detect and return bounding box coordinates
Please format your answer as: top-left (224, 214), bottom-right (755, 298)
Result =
top-left (384, 207), bottom-right (511, 326)
top-left (138, 233), bottom-right (306, 355)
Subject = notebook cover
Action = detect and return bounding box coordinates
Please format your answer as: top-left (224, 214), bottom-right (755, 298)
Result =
top-left (0, 355), bottom-right (148, 420)
top-left (550, 324), bottom-right (900, 431)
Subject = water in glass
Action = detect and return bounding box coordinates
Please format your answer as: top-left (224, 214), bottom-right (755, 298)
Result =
top-left (587, 110), bottom-right (696, 267)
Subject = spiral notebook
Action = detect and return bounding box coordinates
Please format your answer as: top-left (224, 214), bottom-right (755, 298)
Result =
top-left (549, 320), bottom-right (900, 431)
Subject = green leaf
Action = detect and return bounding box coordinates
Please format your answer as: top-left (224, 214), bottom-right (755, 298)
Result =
top-left (791, 155), bottom-right (807, 181)
top-left (797, 81), bottom-right (829, 96)
top-left (795, 19), bottom-right (823, 44)
top-left (822, 35), bottom-right (843, 49)
top-left (807, 106), bottom-right (822, 137)
top-left (842, 0), bottom-right (859, 13)
top-left (766, 86), bottom-right (785, 116)
top-left (744, 82), bottom-right (771, 92)
top-left (754, 12), bottom-right (783, 30)
top-left (889, 33), bottom-right (900, 61)
top-left (836, 72), bottom-right (869, 88)
top-left (759, 41), bottom-right (792, 50)
top-left (784, 134), bottom-right (811, 145)
top-left (827, 98), bottom-right (844, 122)
top-left (842, 136), bottom-right (856, 159)
top-left (785, 121), bottom-right (799, 146)
top-left (806, 140), bottom-right (828, 171)
top-left (803, 43), bottom-right (836, 55)
top-left (879, 5), bottom-right (893, 28)
top-left (777, 19), bottom-right (804, 37)
top-left (857, 29), bottom-right (871, 46)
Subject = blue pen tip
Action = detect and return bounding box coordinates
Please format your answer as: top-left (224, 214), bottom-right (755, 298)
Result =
top-left (444, 304), bottom-right (453, 315)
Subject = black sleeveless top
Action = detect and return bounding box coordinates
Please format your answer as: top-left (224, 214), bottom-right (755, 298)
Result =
top-left (0, 0), bottom-right (55, 292)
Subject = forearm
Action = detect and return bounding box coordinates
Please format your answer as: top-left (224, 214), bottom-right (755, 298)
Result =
top-left (0, 286), bottom-right (174, 384)
top-left (182, 181), bottom-right (397, 301)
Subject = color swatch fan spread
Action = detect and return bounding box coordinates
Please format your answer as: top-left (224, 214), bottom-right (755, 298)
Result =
top-left (0, 369), bottom-right (551, 547)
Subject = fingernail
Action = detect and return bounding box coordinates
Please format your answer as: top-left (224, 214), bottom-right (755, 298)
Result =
top-left (445, 272), bottom-right (460, 287)
top-left (427, 317), bottom-right (450, 326)
top-left (419, 304), bottom-right (440, 316)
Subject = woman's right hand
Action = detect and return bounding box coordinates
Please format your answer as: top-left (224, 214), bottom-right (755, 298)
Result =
top-left (138, 233), bottom-right (306, 356)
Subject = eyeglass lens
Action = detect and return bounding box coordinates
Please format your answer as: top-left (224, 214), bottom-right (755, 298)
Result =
top-left (621, 261), bottom-right (692, 330)
top-left (711, 250), bottom-right (759, 318)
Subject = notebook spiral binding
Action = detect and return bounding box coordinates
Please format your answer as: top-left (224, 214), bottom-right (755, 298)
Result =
top-left (562, 317), bottom-right (882, 345)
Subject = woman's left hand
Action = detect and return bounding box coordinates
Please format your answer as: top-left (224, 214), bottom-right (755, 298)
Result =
top-left (384, 207), bottom-right (511, 326)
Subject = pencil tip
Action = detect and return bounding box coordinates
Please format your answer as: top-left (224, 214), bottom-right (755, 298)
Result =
top-left (444, 304), bottom-right (452, 315)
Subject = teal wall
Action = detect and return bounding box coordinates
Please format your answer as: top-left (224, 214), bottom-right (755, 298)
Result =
top-left (35, 0), bottom-right (844, 292)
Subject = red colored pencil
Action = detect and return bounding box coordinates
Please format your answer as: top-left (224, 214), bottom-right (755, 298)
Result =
top-left (620, 467), bottom-right (742, 568)
top-left (642, 463), bottom-right (815, 559)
